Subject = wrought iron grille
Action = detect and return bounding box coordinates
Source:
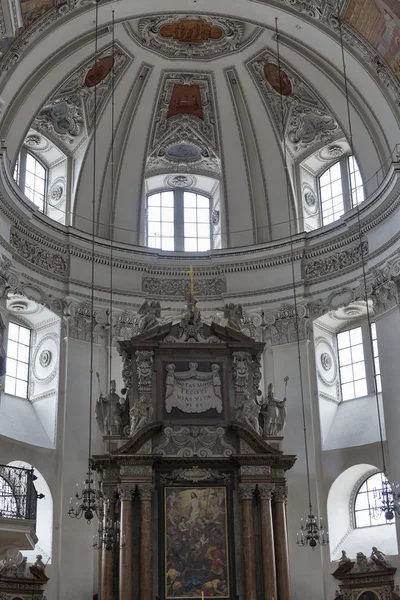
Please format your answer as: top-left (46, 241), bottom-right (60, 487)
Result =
top-left (0, 464), bottom-right (37, 522)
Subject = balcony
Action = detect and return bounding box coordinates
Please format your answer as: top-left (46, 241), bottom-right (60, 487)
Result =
top-left (0, 464), bottom-right (38, 553)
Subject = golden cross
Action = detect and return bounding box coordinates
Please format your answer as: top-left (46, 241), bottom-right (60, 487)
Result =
top-left (183, 264), bottom-right (196, 298)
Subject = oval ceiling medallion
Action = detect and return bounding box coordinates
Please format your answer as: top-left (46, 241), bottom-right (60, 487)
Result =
top-left (167, 143), bottom-right (201, 160)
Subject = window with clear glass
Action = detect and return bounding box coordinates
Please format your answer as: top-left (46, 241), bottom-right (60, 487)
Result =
top-left (337, 326), bottom-right (367, 400)
top-left (5, 322), bottom-right (31, 398)
top-left (354, 472), bottom-right (394, 528)
top-left (184, 193), bottom-right (211, 252)
top-left (319, 162), bottom-right (344, 225)
top-left (147, 191), bottom-right (175, 251)
top-left (24, 152), bottom-right (46, 211)
top-left (371, 322), bottom-right (382, 393)
top-left (146, 189), bottom-right (212, 252)
top-left (349, 155), bottom-right (365, 207)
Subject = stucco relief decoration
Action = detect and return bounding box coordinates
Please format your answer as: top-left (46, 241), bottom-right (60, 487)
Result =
top-left (136, 350), bottom-right (153, 393)
top-left (164, 174), bottom-right (196, 188)
top-left (142, 276), bottom-right (225, 297)
top-left (33, 44), bottom-right (131, 154)
top-left (305, 240), bottom-right (368, 280)
top-left (24, 132), bottom-right (51, 152)
top-left (165, 362), bottom-right (222, 414)
top-left (154, 426), bottom-right (235, 457)
top-left (48, 177), bottom-right (65, 207)
top-left (134, 15), bottom-right (257, 60)
top-left (232, 351), bottom-right (251, 393)
top-left (316, 337), bottom-right (337, 386)
top-left (265, 303), bottom-right (309, 345)
top-left (318, 144), bottom-right (344, 161)
top-left (303, 183), bottom-right (318, 216)
top-left (146, 71), bottom-right (220, 177)
top-left (356, 265), bottom-right (398, 316)
top-left (246, 49), bottom-right (341, 159)
top-left (10, 229), bottom-right (68, 275)
top-left (212, 209), bottom-right (220, 226)
top-left (32, 333), bottom-right (59, 384)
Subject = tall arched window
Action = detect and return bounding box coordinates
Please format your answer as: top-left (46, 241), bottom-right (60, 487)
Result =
top-left (146, 190), bottom-right (212, 252)
top-left (354, 471), bottom-right (393, 528)
top-left (319, 155), bottom-right (364, 226)
top-left (14, 149), bottom-right (47, 212)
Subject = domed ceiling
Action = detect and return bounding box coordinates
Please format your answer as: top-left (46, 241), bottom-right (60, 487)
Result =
top-left (0, 0), bottom-right (398, 248)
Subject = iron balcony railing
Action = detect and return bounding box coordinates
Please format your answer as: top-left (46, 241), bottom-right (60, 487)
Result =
top-left (0, 464), bottom-right (38, 523)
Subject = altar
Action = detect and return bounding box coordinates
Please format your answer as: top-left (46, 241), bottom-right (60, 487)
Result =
top-left (93, 299), bottom-right (296, 600)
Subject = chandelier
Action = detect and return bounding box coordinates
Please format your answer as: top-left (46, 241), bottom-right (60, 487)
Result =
top-left (68, 469), bottom-right (102, 523)
top-left (297, 513), bottom-right (329, 549)
top-left (373, 477), bottom-right (400, 522)
top-left (93, 497), bottom-right (124, 552)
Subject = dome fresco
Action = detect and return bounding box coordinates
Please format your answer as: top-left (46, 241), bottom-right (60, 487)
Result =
top-left (0, 0), bottom-right (397, 248)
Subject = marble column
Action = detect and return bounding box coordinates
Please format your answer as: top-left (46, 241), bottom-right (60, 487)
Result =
top-left (138, 484), bottom-right (154, 600)
top-left (119, 485), bottom-right (134, 600)
top-left (238, 484), bottom-right (257, 600)
top-left (259, 484), bottom-right (277, 600)
top-left (97, 543), bottom-right (103, 600)
top-left (101, 501), bottom-right (115, 600)
top-left (273, 486), bottom-right (290, 600)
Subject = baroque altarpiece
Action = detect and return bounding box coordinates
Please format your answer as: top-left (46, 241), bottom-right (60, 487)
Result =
top-left (94, 303), bottom-right (295, 600)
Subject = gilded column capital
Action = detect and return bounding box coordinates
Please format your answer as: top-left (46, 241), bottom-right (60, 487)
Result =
top-left (138, 483), bottom-right (154, 501)
top-left (237, 483), bottom-right (256, 501)
top-left (273, 485), bottom-right (288, 503)
top-left (118, 484), bottom-right (134, 501)
top-left (258, 484), bottom-right (275, 500)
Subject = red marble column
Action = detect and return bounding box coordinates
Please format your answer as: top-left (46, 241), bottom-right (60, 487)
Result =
top-left (139, 484), bottom-right (154, 600)
top-left (259, 484), bottom-right (277, 600)
top-left (119, 485), bottom-right (134, 600)
top-left (273, 486), bottom-right (290, 600)
top-left (101, 501), bottom-right (115, 600)
top-left (238, 484), bottom-right (257, 600)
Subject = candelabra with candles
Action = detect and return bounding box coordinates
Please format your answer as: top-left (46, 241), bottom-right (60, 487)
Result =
top-left (93, 498), bottom-right (125, 551)
top-left (373, 477), bottom-right (400, 521)
top-left (297, 513), bottom-right (329, 549)
top-left (68, 469), bottom-right (102, 523)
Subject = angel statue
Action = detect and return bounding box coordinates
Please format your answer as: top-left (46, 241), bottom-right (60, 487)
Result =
top-left (95, 377), bottom-right (129, 436)
top-left (224, 302), bottom-right (243, 331)
top-left (137, 299), bottom-right (161, 332)
top-left (129, 394), bottom-right (154, 436)
top-left (370, 546), bottom-right (392, 570)
top-left (235, 389), bottom-right (261, 434)
top-left (259, 379), bottom-right (288, 437)
top-left (181, 293), bottom-right (201, 327)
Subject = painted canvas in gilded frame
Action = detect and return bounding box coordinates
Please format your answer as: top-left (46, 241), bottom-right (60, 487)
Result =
top-left (165, 486), bottom-right (230, 598)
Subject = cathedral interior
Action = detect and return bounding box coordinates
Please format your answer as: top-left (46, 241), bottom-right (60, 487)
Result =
top-left (0, 0), bottom-right (399, 599)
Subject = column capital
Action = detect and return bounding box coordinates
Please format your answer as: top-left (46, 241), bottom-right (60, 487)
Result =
top-left (273, 485), bottom-right (288, 503)
top-left (138, 483), bottom-right (154, 501)
top-left (118, 484), bottom-right (134, 501)
top-left (258, 483), bottom-right (275, 500)
top-left (237, 483), bottom-right (256, 501)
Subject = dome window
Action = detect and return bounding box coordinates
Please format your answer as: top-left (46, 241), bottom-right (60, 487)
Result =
top-left (14, 150), bottom-right (47, 213)
top-left (318, 155), bottom-right (364, 226)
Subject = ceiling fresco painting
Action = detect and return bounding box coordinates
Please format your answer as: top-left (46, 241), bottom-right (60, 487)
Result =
top-left (167, 84), bottom-right (203, 120)
top-left (345, 0), bottom-right (400, 77)
top-left (20, 0), bottom-right (54, 28)
top-left (159, 18), bottom-right (223, 43)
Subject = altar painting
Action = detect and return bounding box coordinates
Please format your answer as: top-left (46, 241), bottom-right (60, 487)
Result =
top-left (165, 487), bottom-right (229, 598)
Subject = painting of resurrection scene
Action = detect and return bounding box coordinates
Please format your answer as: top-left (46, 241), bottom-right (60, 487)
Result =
top-left (165, 487), bottom-right (230, 598)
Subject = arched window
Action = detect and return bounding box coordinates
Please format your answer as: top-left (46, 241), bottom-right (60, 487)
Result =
top-left (14, 149), bottom-right (47, 212)
top-left (146, 190), bottom-right (212, 252)
top-left (318, 155), bottom-right (364, 226)
top-left (354, 471), bottom-right (393, 528)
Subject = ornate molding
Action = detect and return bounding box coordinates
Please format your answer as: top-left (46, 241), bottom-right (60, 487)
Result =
top-left (118, 484), bottom-right (135, 500)
top-left (142, 276), bottom-right (226, 297)
top-left (137, 483), bottom-right (154, 501)
top-left (304, 240), bottom-right (368, 281)
top-left (153, 426), bottom-right (235, 457)
top-left (10, 228), bottom-right (68, 276)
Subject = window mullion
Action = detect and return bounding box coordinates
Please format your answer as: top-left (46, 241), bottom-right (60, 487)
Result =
top-left (174, 189), bottom-right (184, 251)
top-left (341, 156), bottom-right (352, 213)
top-left (362, 321), bottom-right (375, 395)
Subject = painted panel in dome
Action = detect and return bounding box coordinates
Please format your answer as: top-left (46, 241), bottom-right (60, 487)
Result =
top-left (167, 84), bottom-right (203, 120)
top-left (345, 0), bottom-right (400, 78)
top-left (160, 19), bottom-right (223, 44)
top-left (263, 62), bottom-right (292, 95)
top-left (20, 0), bottom-right (54, 28)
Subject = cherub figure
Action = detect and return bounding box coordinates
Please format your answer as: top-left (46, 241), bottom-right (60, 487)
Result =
top-left (137, 299), bottom-right (161, 332)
